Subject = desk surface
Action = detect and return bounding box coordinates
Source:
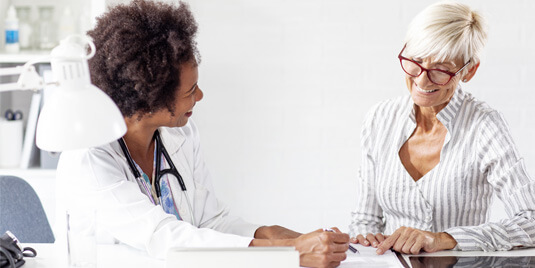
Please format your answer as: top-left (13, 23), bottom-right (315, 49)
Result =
top-left (22, 243), bottom-right (535, 268)
top-left (22, 243), bottom-right (165, 268)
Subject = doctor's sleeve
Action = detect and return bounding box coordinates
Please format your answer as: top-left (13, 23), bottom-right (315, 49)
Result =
top-left (187, 121), bottom-right (262, 238)
top-left (348, 106), bottom-right (385, 238)
top-left (445, 111), bottom-right (535, 251)
top-left (57, 146), bottom-right (253, 260)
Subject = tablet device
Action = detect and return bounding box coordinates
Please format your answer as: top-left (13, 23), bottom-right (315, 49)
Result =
top-left (409, 256), bottom-right (535, 268)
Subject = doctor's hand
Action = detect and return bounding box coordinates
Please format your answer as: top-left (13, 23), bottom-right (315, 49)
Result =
top-left (294, 228), bottom-right (349, 268)
top-left (375, 227), bottom-right (457, 255)
top-left (350, 233), bottom-right (388, 248)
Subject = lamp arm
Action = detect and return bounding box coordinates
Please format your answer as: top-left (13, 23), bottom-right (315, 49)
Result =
top-left (0, 57), bottom-right (52, 92)
top-left (0, 35), bottom-right (96, 93)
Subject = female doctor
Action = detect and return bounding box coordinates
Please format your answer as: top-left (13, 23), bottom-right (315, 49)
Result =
top-left (56, 1), bottom-right (349, 267)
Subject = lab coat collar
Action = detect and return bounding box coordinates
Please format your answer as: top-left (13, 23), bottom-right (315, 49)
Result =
top-left (157, 127), bottom-right (186, 155)
top-left (109, 126), bottom-right (187, 160)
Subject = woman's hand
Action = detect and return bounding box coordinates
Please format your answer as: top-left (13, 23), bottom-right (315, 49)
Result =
top-left (375, 227), bottom-right (457, 255)
top-left (350, 233), bottom-right (388, 248)
top-left (294, 228), bottom-right (350, 268)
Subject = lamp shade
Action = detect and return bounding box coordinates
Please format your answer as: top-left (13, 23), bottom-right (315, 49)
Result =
top-left (35, 35), bottom-right (126, 151)
top-left (36, 84), bottom-right (126, 151)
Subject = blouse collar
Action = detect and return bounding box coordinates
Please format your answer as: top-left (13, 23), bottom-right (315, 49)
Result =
top-left (408, 85), bottom-right (464, 129)
top-left (436, 85), bottom-right (464, 127)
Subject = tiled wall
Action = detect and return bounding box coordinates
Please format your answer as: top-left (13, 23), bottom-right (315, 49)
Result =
top-left (189, 0), bottom-right (535, 233)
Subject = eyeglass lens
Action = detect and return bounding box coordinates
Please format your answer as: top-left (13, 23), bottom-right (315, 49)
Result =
top-left (401, 59), bottom-right (451, 85)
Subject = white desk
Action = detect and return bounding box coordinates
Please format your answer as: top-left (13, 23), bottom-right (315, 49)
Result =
top-left (22, 243), bottom-right (165, 268)
top-left (21, 243), bottom-right (535, 268)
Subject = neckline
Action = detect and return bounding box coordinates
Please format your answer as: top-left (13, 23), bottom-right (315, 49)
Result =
top-left (397, 118), bottom-right (446, 184)
top-left (397, 151), bottom-right (440, 183)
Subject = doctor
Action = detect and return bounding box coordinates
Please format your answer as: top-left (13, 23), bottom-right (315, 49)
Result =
top-left (56, 1), bottom-right (348, 267)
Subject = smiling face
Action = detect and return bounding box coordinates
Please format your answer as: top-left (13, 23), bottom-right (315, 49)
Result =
top-left (405, 57), bottom-right (465, 111)
top-left (151, 61), bottom-right (203, 128)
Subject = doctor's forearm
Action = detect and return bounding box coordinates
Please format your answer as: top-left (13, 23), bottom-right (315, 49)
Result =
top-left (254, 225), bottom-right (302, 239)
top-left (249, 238), bottom-right (294, 247)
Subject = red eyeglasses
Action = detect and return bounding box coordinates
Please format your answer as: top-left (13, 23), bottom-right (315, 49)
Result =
top-left (398, 45), bottom-right (471, 86)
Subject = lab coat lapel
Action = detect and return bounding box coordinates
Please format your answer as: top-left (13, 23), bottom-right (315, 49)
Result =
top-left (158, 127), bottom-right (186, 155)
top-left (158, 126), bottom-right (197, 225)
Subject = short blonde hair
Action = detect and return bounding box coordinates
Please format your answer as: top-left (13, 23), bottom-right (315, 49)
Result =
top-left (404, 1), bottom-right (488, 67)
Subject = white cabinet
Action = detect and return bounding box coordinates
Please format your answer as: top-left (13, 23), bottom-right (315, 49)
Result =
top-left (1, 0), bottom-right (106, 169)
top-left (0, 0), bottom-right (104, 233)
top-left (0, 0), bottom-right (106, 51)
top-left (0, 54), bottom-right (54, 169)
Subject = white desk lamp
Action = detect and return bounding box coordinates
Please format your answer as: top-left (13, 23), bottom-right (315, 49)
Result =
top-left (0, 35), bottom-right (126, 151)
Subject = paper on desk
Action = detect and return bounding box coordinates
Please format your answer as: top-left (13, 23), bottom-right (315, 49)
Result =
top-left (338, 244), bottom-right (404, 268)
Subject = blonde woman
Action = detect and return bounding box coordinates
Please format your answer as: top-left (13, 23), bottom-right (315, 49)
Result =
top-left (349, 1), bottom-right (535, 255)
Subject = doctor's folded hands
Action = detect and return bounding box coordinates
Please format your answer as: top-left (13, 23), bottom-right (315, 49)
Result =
top-left (55, 1), bottom-right (348, 267)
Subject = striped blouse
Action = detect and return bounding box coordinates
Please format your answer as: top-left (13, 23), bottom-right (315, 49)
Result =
top-left (349, 86), bottom-right (535, 251)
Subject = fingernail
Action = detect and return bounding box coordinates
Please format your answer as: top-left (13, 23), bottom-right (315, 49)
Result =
top-left (372, 242), bottom-right (377, 247)
top-left (364, 240), bottom-right (369, 245)
top-left (376, 249), bottom-right (382, 254)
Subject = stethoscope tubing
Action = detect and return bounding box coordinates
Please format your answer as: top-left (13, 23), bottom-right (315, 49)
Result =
top-left (119, 138), bottom-right (157, 204)
top-left (154, 130), bottom-right (187, 194)
top-left (118, 130), bottom-right (196, 226)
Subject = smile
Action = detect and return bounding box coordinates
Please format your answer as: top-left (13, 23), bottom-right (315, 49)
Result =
top-left (415, 85), bottom-right (438, 93)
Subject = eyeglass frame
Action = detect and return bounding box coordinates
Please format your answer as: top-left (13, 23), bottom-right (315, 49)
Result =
top-left (398, 44), bottom-right (471, 86)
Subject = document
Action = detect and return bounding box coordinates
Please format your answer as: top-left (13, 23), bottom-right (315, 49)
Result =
top-left (339, 244), bottom-right (404, 268)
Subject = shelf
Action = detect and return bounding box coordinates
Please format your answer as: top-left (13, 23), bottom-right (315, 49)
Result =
top-left (0, 50), bottom-right (51, 64)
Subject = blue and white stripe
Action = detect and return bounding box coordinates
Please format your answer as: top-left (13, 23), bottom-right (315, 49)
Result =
top-left (349, 87), bottom-right (535, 251)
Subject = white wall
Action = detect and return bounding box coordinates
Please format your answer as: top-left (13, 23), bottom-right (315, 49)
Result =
top-left (185, 0), bottom-right (535, 233)
top-left (4, 0), bottom-right (533, 235)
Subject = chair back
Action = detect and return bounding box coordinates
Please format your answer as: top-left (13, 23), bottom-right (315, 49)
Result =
top-left (0, 175), bottom-right (55, 243)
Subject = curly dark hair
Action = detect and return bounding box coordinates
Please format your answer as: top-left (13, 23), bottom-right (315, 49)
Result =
top-left (87, 0), bottom-right (199, 118)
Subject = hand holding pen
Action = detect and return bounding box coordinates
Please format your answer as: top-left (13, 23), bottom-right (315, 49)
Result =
top-left (323, 228), bottom-right (359, 254)
top-left (291, 228), bottom-right (350, 268)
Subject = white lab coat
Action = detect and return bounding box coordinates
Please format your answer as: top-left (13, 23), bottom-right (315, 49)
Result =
top-left (56, 120), bottom-right (260, 259)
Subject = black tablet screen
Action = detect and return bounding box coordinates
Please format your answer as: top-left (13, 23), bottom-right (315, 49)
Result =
top-left (409, 256), bottom-right (535, 268)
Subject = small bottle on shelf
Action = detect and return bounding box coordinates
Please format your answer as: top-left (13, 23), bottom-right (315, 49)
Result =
top-left (58, 6), bottom-right (76, 41)
top-left (38, 6), bottom-right (56, 50)
top-left (4, 5), bottom-right (20, 53)
top-left (16, 7), bottom-right (33, 50)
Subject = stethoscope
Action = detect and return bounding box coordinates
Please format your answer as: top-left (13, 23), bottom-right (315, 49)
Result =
top-left (118, 130), bottom-right (196, 226)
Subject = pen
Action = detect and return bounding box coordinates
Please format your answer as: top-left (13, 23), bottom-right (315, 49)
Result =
top-left (322, 228), bottom-right (359, 254)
